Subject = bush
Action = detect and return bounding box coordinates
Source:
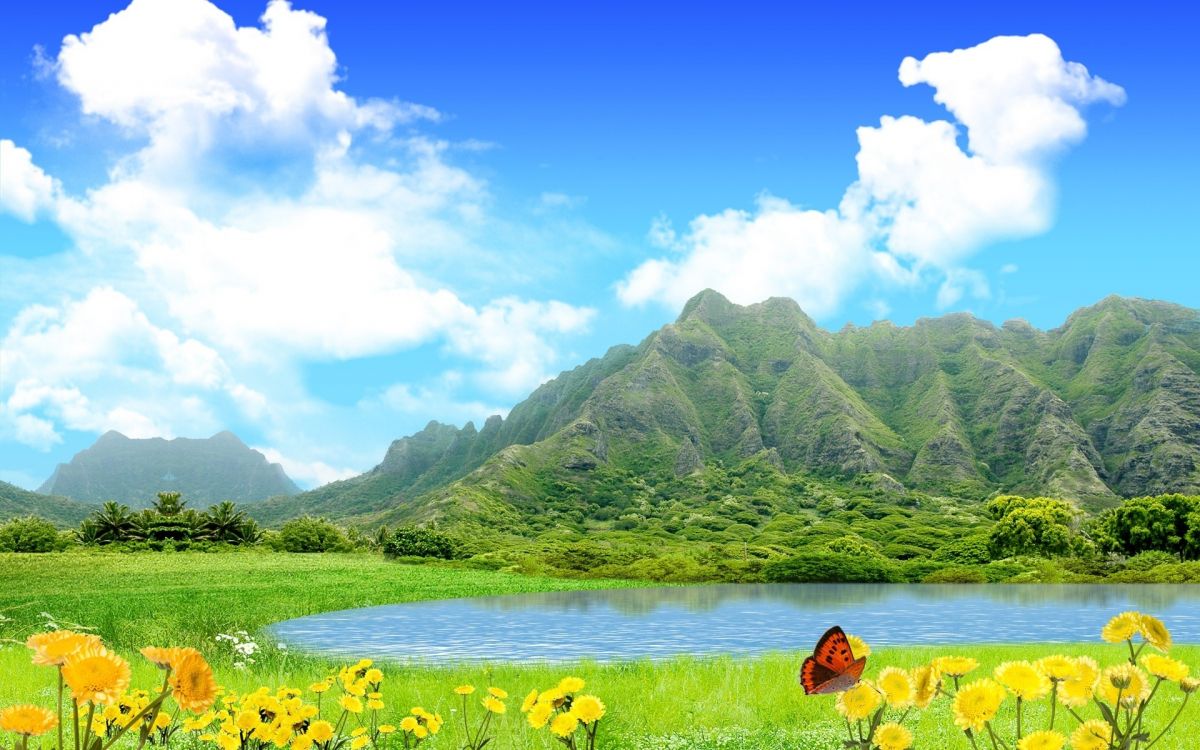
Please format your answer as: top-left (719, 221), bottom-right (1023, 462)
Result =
top-left (272, 517), bottom-right (351, 553)
top-left (382, 526), bottom-right (460, 559)
top-left (762, 552), bottom-right (899, 583)
top-left (1124, 550), bottom-right (1178, 571)
top-left (0, 516), bottom-right (68, 552)
top-left (932, 534), bottom-right (993, 565)
top-left (923, 566), bottom-right (988, 583)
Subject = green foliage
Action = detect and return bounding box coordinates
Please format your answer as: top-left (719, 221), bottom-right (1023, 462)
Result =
top-left (986, 495), bottom-right (1078, 558)
top-left (923, 567), bottom-right (987, 583)
top-left (1090, 494), bottom-right (1200, 560)
top-left (0, 516), bottom-right (69, 552)
top-left (762, 552), bottom-right (898, 583)
top-left (383, 526), bottom-right (460, 559)
top-left (271, 516), bottom-right (351, 553)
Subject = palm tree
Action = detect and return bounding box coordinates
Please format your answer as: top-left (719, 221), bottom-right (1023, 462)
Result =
top-left (89, 501), bottom-right (135, 544)
top-left (151, 491), bottom-right (187, 516)
top-left (203, 501), bottom-right (249, 543)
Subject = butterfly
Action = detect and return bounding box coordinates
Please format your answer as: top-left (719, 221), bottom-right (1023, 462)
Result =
top-left (799, 625), bottom-right (867, 695)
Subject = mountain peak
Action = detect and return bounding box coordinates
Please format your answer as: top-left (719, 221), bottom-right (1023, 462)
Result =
top-left (676, 289), bottom-right (736, 323)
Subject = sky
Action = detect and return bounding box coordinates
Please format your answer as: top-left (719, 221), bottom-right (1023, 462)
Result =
top-left (1, 0), bottom-right (1197, 490)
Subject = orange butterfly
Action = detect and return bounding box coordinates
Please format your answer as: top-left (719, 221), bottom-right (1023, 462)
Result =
top-left (799, 625), bottom-right (867, 695)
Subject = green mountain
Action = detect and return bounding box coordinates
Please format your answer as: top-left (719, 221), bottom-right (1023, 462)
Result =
top-left (39, 431), bottom-right (300, 508)
top-left (254, 293), bottom-right (1200, 530)
top-left (0, 481), bottom-right (93, 526)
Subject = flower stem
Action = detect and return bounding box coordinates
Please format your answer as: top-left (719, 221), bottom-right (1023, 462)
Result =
top-left (1145, 693), bottom-right (1190, 750)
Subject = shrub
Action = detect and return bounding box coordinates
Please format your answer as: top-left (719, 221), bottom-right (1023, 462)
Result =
top-left (382, 526), bottom-right (460, 559)
top-left (0, 516), bottom-right (68, 552)
top-left (923, 566), bottom-right (988, 583)
top-left (932, 534), bottom-right (993, 565)
top-left (762, 552), bottom-right (899, 583)
top-left (272, 517), bottom-right (351, 553)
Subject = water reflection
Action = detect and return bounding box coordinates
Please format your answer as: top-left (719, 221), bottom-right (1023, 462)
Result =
top-left (269, 584), bottom-right (1200, 664)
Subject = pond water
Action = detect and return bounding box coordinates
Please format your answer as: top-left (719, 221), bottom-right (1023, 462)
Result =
top-left (269, 583), bottom-right (1200, 664)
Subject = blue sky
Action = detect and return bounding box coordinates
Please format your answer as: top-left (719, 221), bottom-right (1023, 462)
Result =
top-left (1, 0), bottom-right (1197, 490)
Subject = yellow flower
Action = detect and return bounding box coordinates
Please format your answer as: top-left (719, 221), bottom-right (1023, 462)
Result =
top-left (218, 733), bottom-right (239, 750)
top-left (0, 705), bottom-right (58, 737)
top-left (1139, 614), bottom-right (1172, 652)
top-left (140, 646), bottom-right (200, 670)
top-left (1018, 730), bottom-right (1065, 750)
top-left (27, 631), bottom-right (102, 667)
top-left (378, 725), bottom-right (395, 734)
top-left (482, 696), bottom-right (506, 714)
top-left (846, 634), bottom-right (871, 658)
top-left (1038, 655), bottom-right (1077, 682)
top-left (307, 720), bottom-right (334, 742)
top-left (1142, 654), bottom-right (1189, 683)
top-left (1058, 657), bottom-right (1099, 709)
top-left (995, 661), bottom-right (1051, 701)
top-left (487, 687), bottom-right (508, 699)
top-left (413, 726), bottom-right (428, 739)
top-left (351, 728), bottom-right (367, 738)
top-left (350, 736), bottom-right (368, 750)
top-left (527, 702), bottom-right (553, 729)
top-left (874, 722), bottom-right (912, 750)
top-left (364, 669), bottom-right (384, 684)
top-left (549, 713), bottom-right (578, 737)
top-left (876, 667), bottom-right (914, 708)
top-left (1101, 612), bottom-right (1141, 643)
top-left (557, 677), bottom-right (585, 694)
top-left (910, 665), bottom-right (940, 709)
top-left (835, 682), bottom-right (881, 721)
top-left (292, 736), bottom-right (314, 750)
top-left (453, 685), bottom-right (475, 696)
top-left (1182, 677), bottom-right (1200, 694)
top-left (1097, 664), bottom-right (1151, 707)
top-left (62, 644), bottom-right (131, 705)
top-left (309, 682), bottom-right (331, 694)
top-left (953, 679), bottom-right (1006, 732)
top-left (521, 689), bottom-right (539, 713)
top-left (570, 695), bottom-right (605, 724)
top-left (183, 712), bottom-right (215, 732)
top-left (339, 696), bottom-right (363, 714)
top-left (170, 651), bottom-right (218, 713)
top-left (1069, 720), bottom-right (1111, 750)
top-left (399, 717), bottom-right (418, 732)
top-left (366, 699), bottom-right (384, 710)
top-left (932, 656), bottom-right (979, 678)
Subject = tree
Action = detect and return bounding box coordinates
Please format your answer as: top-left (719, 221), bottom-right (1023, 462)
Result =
top-left (274, 517), bottom-right (350, 553)
top-left (87, 501), bottom-right (136, 544)
top-left (383, 526), bottom-right (460, 559)
top-left (762, 552), bottom-right (898, 583)
top-left (202, 501), bottom-right (261, 545)
top-left (0, 516), bottom-right (67, 552)
top-left (986, 495), bottom-right (1078, 558)
top-left (1090, 494), bottom-right (1200, 560)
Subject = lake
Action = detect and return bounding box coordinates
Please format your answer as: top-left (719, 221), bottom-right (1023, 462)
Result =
top-left (269, 583), bottom-right (1200, 663)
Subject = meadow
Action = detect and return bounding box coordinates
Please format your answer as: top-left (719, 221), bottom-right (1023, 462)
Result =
top-left (2, 552), bottom-right (1198, 749)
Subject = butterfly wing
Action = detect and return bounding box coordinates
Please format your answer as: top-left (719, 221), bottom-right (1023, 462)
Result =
top-left (799, 626), bottom-right (868, 695)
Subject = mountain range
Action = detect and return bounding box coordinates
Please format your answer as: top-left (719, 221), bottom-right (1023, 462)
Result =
top-left (36, 431), bottom-right (299, 508)
top-left (246, 292), bottom-right (1200, 530)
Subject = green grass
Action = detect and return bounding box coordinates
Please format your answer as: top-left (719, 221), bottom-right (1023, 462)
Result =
top-left (2, 552), bottom-right (1200, 749)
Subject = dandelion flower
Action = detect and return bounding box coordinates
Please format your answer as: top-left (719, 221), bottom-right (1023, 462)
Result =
top-left (482, 696), bottom-right (506, 714)
top-left (140, 646), bottom-right (200, 670)
top-left (0, 705), bottom-right (58, 737)
top-left (549, 713), bottom-right (578, 738)
top-left (521, 689), bottom-right (539, 713)
top-left (1058, 657), bottom-right (1100, 708)
top-left (570, 695), bottom-right (605, 724)
top-left (527, 702), bottom-right (553, 729)
top-left (557, 677), bottom-right (585, 694)
top-left (1038, 655), bottom-right (1077, 682)
top-left (910, 665), bottom-right (940, 709)
top-left (171, 651), bottom-right (218, 713)
top-left (1101, 612), bottom-right (1141, 643)
top-left (399, 717), bottom-right (418, 733)
top-left (1142, 654), bottom-right (1189, 683)
top-left (364, 669), bottom-right (383, 684)
top-left (876, 668), bottom-right (914, 708)
top-left (62, 644), bottom-right (131, 705)
top-left (27, 631), bottom-right (102, 667)
top-left (1097, 664), bottom-right (1151, 706)
top-left (874, 722), bottom-right (912, 750)
top-left (350, 736), bottom-right (368, 750)
top-left (952, 679), bottom-right (1006, 732)
top-left (339, 696), bottom-right (363, 714)
top-left (1018, 730), bottom-right (1065, 750)
top-left (846, 634), bottom-right (871, 658)
top-left (835, 682), bottom-right (881, 721)
top-left (487, 687), bottom-right (508, 699)
top-left (1182, 677), bottom-right (1200, 694)
top-left (377, 725), bottom-right (395, 734)
top-left (995, 661), bottom-right (1051, 701)
top-left (932, 656), bottom-right (978, 678)
top-left (308, 682), bottom-right (331, 694)
top-left (1139, 614), bottom-right (1172, 652)
top-left (453, 685), bottom-right (475, 696)
top-left (1069, 720), bottom-right (1111, 750)
top-left (307, 721), bottom-right (334, 742)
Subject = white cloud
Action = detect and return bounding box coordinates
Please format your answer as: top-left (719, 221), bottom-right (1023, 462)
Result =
top-left (619, 34), bottom-right (1124, 314)
top-left (0, 140), bottom-right (59, 221)
top-left (254, 446), bottom-right (358, 488)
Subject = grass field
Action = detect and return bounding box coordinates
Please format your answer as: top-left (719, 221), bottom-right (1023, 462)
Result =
top-left (2, 551), bottom-right (1198, 749)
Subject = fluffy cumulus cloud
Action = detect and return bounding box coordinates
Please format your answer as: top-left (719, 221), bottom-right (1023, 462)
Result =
top-left (0, 0), bottom-right (593, 478)
top-left (619, 34), bottom-right (1125, 313)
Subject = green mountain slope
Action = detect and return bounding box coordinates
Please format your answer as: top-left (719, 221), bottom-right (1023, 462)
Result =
top-left (39, 431), bottom-right (300, 507)
top-left (256, 292), bottom-right (1200, 530)
top-left (0, 481), bottom-right (94, 526)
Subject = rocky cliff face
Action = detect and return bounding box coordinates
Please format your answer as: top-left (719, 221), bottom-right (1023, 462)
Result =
top-left (39, 431), bottom-right (300, 507)
top-left (257, 292), bottom-right (1200, 527)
